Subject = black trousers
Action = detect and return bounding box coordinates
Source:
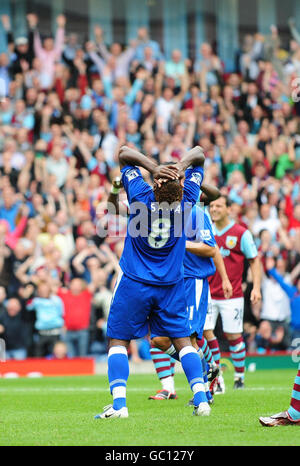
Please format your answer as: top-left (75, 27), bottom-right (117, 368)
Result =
top-left (35, 333), bottom-right (61, 357)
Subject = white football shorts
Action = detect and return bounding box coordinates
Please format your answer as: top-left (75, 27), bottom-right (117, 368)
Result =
top-left (203, 296), bottom-right (244, 334)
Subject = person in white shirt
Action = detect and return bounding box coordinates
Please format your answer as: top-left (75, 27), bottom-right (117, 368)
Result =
top-left (45, 144), bottom-right (69, 188)
top-left (256, 257), bottom-right (291, 350)
top-left (252, 203), bottom-right (280, 239)
top-left (155, 87), bottom-right (177, 133)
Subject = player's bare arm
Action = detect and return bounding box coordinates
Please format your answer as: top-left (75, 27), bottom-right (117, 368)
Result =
top-left (174, 145), bottom-right (205, 178)
top-left (185, 241), bottom-right (217, 258)
top-left (248, 256), bottom-right (262, 304)
top-left (200, 183), bottom-right (221, 205)
top-left (118, 145), bottom-right (178, 182)
top-left (213, 246), bottom-right (233, 299)
top-left (107, 177), bottom-right (123, 215)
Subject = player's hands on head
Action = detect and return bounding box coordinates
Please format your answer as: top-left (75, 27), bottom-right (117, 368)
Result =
top-left (152, 165), bottom-right (179, 187)
top-left (172, 162), bottom-right (187, 180)
top-left (153, 178), bottom-right (165, 189)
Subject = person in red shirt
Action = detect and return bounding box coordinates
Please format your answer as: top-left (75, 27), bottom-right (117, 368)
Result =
top-left (58, 278), bottom-right (93, 357)
top-left (285, 194), bottom-right (300, 231)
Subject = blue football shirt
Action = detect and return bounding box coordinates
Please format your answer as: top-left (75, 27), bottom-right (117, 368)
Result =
top-left (119, 164), bottom-right (204, 285)
top-left (184, 205), bottom-right (216, 279)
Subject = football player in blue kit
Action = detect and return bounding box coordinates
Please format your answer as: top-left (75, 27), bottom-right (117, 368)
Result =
top-left (149, 205), bottom-right (219, 404)
top-left (94, 145), bottom-right (212, 419)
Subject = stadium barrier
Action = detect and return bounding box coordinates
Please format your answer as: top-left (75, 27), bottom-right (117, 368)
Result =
top-left (0, 358), bottom-right (95, 377)
top-left (0, 352), bottom-right (297, 378)
top-left (221, 351), bottom-right (298, 372)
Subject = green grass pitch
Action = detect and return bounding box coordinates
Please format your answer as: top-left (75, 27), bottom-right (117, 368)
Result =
top-left (0, 368), bottom-right (299, 446)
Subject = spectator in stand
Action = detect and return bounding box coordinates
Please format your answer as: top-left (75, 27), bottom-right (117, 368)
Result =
top-left (256, 257), bottom-right (292, 351)
top-left (0, 52), bottom-right (11, 97)
top-left (252, 203), bottom-right (280, 238)
top-left (134, 27), bottom-right (163, 62)
top-left (63, 33), bottom-right (80, 62)
top-left (0, 187), bottom-right (24, 232)
top-left (194, 43), bottom-right (222, 87)
top-left (26, 281), bottom-right (64, 357)
top-left (58, 278), bottom-right (93, 357)
top-left (44, 143), bottom-right (69, 188)
top-left (239, 33), bottom-right (264, 80)
top-left (102, 67), bottom-right (148, 132)
top-left (93, 25), bottom-right (137, 82)
top-left (0, 287), bottom-right (6, 316)
top-left (30, 13), bottom-right (66, 90)
top-left (164, 49), bottom-right (187, 87)
top-left (89, 269), bottom-right (113, 358)
top-left (47, 340), bottom-right (69, 359)
top-left (0, 298), bottom-right (29, 360)
top-left (0, 11), bottom-right (300, 357)
top-left (265, 258), bottom-right (300, 342)
top-left (1, 14), bottom-right (35, 74)
top-left (0, 203), bottom-right (29, 250)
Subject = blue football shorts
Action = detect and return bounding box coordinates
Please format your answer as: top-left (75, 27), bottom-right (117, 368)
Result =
top-left (184, 277), bottom-right (209, 338)
top-left (107, 272), bottom-right (190, 340)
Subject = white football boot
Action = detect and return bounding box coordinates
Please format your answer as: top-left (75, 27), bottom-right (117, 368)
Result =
top-left (94, 404), bottom-right (128, 419)
top-left (193, 402), bottom-right (211, 416)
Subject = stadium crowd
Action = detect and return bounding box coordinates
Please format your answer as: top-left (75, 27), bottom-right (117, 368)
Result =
top-left (0, 13), bottom-right (299, 360)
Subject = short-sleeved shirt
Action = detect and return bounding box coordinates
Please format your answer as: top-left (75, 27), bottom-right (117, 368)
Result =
top-left (184, 206), bottom-right (216, 280)
top-left (119, 165), bottom-right (204, 285)
top-left (209, 221), bottom-right (258, 299)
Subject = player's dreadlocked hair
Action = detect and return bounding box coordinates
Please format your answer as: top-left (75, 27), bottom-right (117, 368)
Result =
top-left (153, 179), bottom-right (183, 204)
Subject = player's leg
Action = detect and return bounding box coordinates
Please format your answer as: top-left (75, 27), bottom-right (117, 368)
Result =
top-left (150, 280), bottom-right (210, 416)
top-left (221, 297), bottom-right (246, 389)
top-left (226, 332), bottom-right (246, 388)
top-left (94, 338), bottom-right (130, 419)
top-left (95, 338), bottom-right (130, 419)
top-left (172, 337), bottom-right (210, 416)
top-left (203, 297), bottom-right (222, 366)
top-left (197, 336), bottom-right (214, 366)
top-left (188, 278), bottom-right (215, 404)
top-left (204, 331), bottom-right (221, 367)
top-left (197, 336), bottom-right (219, 386)
top-left (259, 362), bottom-right (300, 426)
top-left (203, 300), bottom-right (223, 393)
top-left (204, 329), bottom-right (225, 395)
top-left (188, 334), bottom-right (214, 406)
top-left (149, 336), bottom-right (177, 399)
top-left (95, 274), bottom-right (151, 419)
top-left (183, 278), bottom-right (211, 405)
top-left (196, 292), bottom-right (220, 385)
top-left (287, 362), bottom-right (300, 421)
top-left (170, 357), bottom-right (176, 378)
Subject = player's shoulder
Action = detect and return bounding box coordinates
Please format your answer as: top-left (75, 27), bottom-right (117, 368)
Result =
top-left (121, 165), bottom-right (153, 202)
top-left (121, 165), bottom-right (141, 181)
top-left (184, 166), bottom-right (204, 186)
top-left (228, 222), bottom-right (248, 237)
